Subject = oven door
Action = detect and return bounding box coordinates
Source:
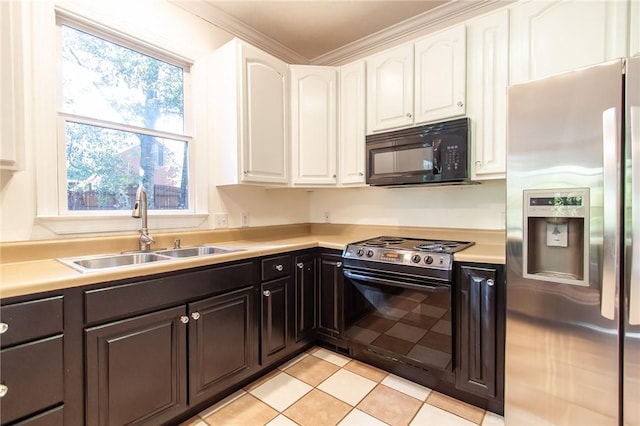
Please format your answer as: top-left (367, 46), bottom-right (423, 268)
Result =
top-left (343, 268), bottom-right (453, 372)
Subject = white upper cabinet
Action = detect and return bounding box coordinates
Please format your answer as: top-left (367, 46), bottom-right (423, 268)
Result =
top-left (631, 0), bottom-right (640, 58)
top-left (212, 38), bottom-right (289, 186)
top-left (467, 9), bottom-right (509, 181)
top-left (366, 44), bottom-right (414, 133)
top-left (414, 25), bottom-right (466, 124)
top-left (509, 0), bottom-right (628, 84)
top-left (1, 0), bottom-right (27, 172)
top-left (366, 25), bottom-right (466, 134)
top-left (339, 60), bottom-right (366, 186)
top-left (290, 65), bottom-right (338, 186)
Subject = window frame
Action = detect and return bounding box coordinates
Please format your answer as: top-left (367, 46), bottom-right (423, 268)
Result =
top-left (33, 5), bottom-right (209, 235)
top-left (57, 16), bottom-right (193, 216)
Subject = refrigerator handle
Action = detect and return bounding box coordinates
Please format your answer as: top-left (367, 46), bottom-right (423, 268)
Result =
top-left (629, 105), bottom-right (640, 325)
top-left (601, 108), bottom-right (619, 320)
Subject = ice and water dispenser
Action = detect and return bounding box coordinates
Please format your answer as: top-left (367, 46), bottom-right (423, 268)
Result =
top-left (522, 188), bottom-right (590, 286)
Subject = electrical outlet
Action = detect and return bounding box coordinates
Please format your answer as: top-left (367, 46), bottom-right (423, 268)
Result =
top-left (324, 211), bottom-right (330, 223)
top-left (241, 212), bottom-right (249, 228)
top-left (214, 213), bottom-right (228, 228)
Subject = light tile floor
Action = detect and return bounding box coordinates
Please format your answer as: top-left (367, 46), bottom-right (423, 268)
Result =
top-left (180, 347), bottom-right (505, 426)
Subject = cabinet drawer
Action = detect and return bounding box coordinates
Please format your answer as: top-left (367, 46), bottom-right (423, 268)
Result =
top-left (85, 261), bottom-right (254, 325)
top-left (13, 405), bottom-right (63, 426)
top-left (0, 335), bottom-right (64, 425)
top-left (261, 255), bottom-right (291, 281)
top-left (0, 296), bottom-right (63, 348)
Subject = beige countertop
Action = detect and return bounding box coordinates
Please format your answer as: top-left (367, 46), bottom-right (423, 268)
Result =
top-left (0, 224), bottom-right (505, 299)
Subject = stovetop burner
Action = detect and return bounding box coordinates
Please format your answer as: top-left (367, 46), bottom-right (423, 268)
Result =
top-left (342, 236), bottom-right (474, 271)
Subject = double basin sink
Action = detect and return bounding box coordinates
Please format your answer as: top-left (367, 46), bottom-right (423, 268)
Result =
top-left (58, 245), bottom-right (243, 273)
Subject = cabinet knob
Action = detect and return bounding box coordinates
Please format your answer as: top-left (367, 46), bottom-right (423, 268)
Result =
top-left (0, 384), bottom-right (7, 398)
top-left (0, 323), bottom-right (8, 334)
top-left (406, 112), bottom-right (412, 118)
top-left (486, 279), bottom-right (495, 287)
top-left (191, 312), bottom-right (201, 320)
top-left (457, 101), bottom-right (464, 108)
top-left (475, 160), bottom-right (482, 167)
top-left (297, 262), bottom-right (304, 269)
top-left (180, 315), bottom-right (190, 324)
top-left (358, 172), bottom-right (364, 176)
top-left (274, 264), bottom-right (284, 272)
top-left (243, 170), bottom-right (249, 175)
top-left (263, 290), bottom-right (271, 297)
top-left (332, 174), bottom-right (337, 178)
top-left (336, 261), bottom-right (342, 268)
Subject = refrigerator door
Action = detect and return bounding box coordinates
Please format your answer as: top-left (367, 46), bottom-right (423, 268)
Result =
top-left (506, 60), bottom-right (623, 424)
top-left (623, 55), bottom-right (640, 426)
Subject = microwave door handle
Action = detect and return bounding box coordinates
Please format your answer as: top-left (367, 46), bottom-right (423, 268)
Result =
top-left (629, 105), bottom-right (640, 325)
top-left (601, 107), bottom-right (620, 320)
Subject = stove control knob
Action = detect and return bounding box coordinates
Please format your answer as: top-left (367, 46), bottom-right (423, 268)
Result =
top-left (357, 248), bottom-right (365, 257)
top-left (366, 250), bottom-right (374, 258)
top-left (424, 255), bottom-right (434, 264)
top-left (411, 254), bottom-right (421, 263)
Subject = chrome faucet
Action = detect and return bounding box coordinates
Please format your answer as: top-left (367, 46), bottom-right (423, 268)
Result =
top-left (132, 185), bottom-right (155, 252)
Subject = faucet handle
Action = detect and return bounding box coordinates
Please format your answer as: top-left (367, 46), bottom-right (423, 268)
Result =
top-left (174, 239), bottom-right (181, 249)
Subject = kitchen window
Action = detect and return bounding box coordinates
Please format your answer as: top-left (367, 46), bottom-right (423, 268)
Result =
top-left (59, 20), bottom-right (191, 213)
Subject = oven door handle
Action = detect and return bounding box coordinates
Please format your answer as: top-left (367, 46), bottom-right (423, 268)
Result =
top-left (343, 269), bottom-right (449, 292)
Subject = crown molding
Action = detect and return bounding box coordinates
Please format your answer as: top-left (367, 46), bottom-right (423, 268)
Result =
top-left (171, 0), bottom-right (513, 66)
top-left (313, 0), bottom-right (513, 65)
top-left (169, 0), bottom-right (311, 64)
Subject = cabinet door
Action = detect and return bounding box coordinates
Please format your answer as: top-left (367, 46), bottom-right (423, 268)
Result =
top-left (85, 306), bottom-right (187, 426)
top-left (509, 0), bottom-right (627, 84)
top-left (261, 277), bottom-right (291, 363)
top-left (290, 65), bottom-right (338, 185)
top-left (631, 0), bottom-right (640, 58)
top-left (318, 254), bottom-right (344, 336)
top-left (294, 254), bottom-right (317, 342)
top-left (467, 9), bottom-right (509, 180)
top-left (339, 61), bottom-right (366, 185)
top-left (0, 0), bottom-right (26, 172)
top-left (242, 43), bottom-right (289, 184)
top-left (366, 44), bottom-right (414, 133)
top-left (414, 24), bottom-right (466, 124)
top-left (188, 288), bottom-right (254, 405)
top-left (456, 265), bottom-right (498, 398)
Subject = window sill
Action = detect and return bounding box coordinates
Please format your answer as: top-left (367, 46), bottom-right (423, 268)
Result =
top-left (36, 213), bottom-right (209, 235)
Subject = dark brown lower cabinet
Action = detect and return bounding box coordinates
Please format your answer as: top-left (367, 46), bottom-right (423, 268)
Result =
top-left (294, 254), bottom-right (317, 343)
top-left (260, 277), bottom-right (291, 363)
top-left (455, 263), bottom-right (505, 401)
top-left (85, 305), bottom-right (187, 426)
top-left (317, 253), bottom-right (344, 337)
top-left (188, 287), bottom-right (254, 405)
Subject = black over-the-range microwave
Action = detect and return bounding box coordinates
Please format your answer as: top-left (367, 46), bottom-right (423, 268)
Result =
top-left (366, 117), bottom-right (470, 186)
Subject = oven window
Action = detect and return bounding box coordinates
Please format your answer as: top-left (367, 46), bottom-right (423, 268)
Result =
top-left (344, 279), bottom-right (452, 371)
top-left (373, 145), bottom-right (434, 175)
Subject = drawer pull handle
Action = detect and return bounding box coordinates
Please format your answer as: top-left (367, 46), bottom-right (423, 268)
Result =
top-left (274, 264), bottom-right (284, 272)
top-left (297, 262), bottom-right (304, 269)
top-left (0, 323), bottom-right (8, 334)
top-left (263, 290), bottom-right (271, 297)
top-left (0, 384), bottom-right (8, 398)
top-left (486, 279), bottom-right (495, 287)
top-left (336, 262), bottom-right (342, 268)
top-left (191, 312), bottom-right (201, 320)
top-left (180, 315), bottom-right (190, 324)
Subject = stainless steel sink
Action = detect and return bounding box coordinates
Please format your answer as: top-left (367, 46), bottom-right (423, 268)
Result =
top-left (156, 246), bottom-right (241, 258)
top-left (58, 252), bottom-right (171, 273)
top-left (57, 245), bottom-right (243, 273)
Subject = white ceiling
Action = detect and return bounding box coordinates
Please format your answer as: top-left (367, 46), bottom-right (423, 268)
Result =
top-left (205, 1), bottom-right (448, 60)
top-left (175, 0), bottom-right (502, 64)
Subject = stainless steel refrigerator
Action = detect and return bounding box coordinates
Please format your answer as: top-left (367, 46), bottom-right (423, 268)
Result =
top-left (505, 57), bottom-right (639, 425)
